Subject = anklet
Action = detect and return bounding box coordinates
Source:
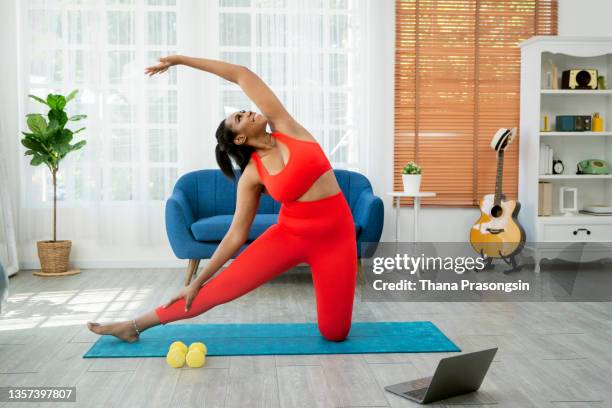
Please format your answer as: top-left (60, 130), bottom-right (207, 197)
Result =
top-left (132, 319), bottom-right (141, 337)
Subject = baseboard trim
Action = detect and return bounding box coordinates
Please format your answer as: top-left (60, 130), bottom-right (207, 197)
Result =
top-left (19, 259), bottom-right (197, 270)
top-left (17, 260), bottom-right (313, 271)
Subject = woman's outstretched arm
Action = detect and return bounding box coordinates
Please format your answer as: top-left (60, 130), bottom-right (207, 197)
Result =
top-left (145, 55), bottom-right (296, 129)
top-left (188, 166), bottom-right (263, 289)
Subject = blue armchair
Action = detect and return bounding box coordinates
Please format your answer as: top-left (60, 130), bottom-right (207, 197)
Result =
top-left (165, 169), bottom-right (384, 284)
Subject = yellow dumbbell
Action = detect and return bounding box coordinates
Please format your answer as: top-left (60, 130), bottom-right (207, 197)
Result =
top-left (186, 349), bottom-right (205, 368)
top-left (166, 347), bottom-right (186, 368)
top-left (169, 341), bottom-right (188, 354)
top-left (188, 342), bottom-right (207, 355)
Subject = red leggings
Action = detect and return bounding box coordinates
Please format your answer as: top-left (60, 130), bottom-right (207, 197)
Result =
top-left (154, 191), bottom-right (357, 341)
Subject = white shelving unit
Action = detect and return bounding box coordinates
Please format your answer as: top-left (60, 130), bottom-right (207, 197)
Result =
top-left (518, 36), bottom-right (612, 270)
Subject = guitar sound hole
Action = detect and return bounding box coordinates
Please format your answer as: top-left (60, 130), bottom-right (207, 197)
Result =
top-left (491, 205), bottom-right (503, 218)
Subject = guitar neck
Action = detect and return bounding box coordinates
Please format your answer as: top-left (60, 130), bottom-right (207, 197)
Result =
top-left (494, 149), bottom-right (505, 205)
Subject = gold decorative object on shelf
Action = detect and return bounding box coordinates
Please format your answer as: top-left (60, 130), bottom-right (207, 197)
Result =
top-left (541, 114), bottom-right (551, 132)
top-left (593, 112), bottom-right (604, 132)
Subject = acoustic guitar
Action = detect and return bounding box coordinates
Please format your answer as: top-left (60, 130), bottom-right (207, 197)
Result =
top-left (470, 128), bottom-right (525, 260)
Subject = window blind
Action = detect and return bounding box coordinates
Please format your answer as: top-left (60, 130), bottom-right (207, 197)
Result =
top-left (394, 0), bottom-right (557, 206)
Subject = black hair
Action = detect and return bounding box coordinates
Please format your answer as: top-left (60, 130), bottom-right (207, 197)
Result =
top-left (215, 117), bottom-right (255, 181)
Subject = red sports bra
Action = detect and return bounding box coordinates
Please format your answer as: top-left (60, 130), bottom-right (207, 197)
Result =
top-left (251, 131), bottom-right (333, 203)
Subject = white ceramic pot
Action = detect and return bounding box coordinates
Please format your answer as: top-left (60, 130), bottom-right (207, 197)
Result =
top-left (402, 174), bottom-right (421, 193)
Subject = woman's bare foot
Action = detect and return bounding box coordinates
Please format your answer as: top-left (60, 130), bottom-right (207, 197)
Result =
top-left (86, 320), bottom-right (139, 343)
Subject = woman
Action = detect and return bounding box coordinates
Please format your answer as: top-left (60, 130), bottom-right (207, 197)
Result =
top-left (87, 55), bottom-right (357, 343)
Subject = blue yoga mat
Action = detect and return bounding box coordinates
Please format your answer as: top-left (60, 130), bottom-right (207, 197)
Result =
top-left (83, 321), bottom-right (460, 358)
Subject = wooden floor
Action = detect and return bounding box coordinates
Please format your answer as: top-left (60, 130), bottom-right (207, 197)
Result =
top-left (1, 267), bottom-right (611, 408)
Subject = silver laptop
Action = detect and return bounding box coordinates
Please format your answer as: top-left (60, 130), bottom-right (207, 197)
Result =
top-left (384, 348), bottom-right (497, 404)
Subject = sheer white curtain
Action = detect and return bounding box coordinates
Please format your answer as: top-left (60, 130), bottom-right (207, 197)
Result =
top-left (18, 0), bottom-right (182, 267)
top-left (16, 0), bottom-right (368, 268)
top-left (217, 0), bottom-right (365, 167)
top-left (0, 121), bottom-right (19, 277)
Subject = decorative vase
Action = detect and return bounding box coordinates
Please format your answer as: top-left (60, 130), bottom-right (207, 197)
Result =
top-left (35, 240), bottom-right (80, 276)
top-left (402, 174), bottom-right (421, 193)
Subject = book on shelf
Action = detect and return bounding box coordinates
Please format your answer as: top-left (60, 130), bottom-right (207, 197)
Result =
top-left (548, 145), bottom-right (552, 174)
top-left (583, 205), bottom-right (612, 213)
top-left (538, 183), bottom-right (544, 215)
top-left (580, 206), bottom-right (612, 215)
top-left (538, 182), bottom-right (552, 216)
top-left (579, 210), bottom-right (612, 216)
top-left (539, 144), bottom-right (553, 175)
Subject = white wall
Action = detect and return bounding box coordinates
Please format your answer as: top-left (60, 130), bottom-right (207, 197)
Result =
top-left (558, 0), bottom-right (612, 37)
top-left (374, 0), bottom-right (612, 244)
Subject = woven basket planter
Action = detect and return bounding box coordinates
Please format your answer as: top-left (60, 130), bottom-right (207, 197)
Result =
top-left (35, 240), bottom-right (79, 276)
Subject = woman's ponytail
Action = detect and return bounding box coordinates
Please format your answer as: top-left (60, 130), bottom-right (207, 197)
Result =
top-left (215, 118), bottom-right (254, 181)
top-left (215, 143), bottom-right (235, 180)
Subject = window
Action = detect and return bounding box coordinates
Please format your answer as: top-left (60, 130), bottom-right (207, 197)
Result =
top-left (24, 0), bottom-right (179, 203)
top-left (21, 0), bottom-right (364, 208)
top-left (218, 0), bottom-right (361, 168)
top-left (394, 0), bottom-right (558, 206)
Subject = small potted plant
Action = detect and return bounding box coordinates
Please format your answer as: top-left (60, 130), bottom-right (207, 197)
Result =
top-left (21, 90), bottom-right (87, 276)
top-left (401, 161), bottom-right (422, 193)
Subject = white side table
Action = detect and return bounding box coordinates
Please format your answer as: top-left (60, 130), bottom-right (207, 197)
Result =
top-left (387, 192), bottom-right (436, 242)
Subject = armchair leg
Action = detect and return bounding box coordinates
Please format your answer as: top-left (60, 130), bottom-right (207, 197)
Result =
top-left (356, 258), bottom-right (365, 285)
top-left (184, 259), bottom-right (201, 286)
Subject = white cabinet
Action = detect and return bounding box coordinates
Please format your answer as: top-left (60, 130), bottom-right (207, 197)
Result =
top-left (539, 217), bottom-right (612, 242)
top-left (518, 36), bottom-right (612, 269)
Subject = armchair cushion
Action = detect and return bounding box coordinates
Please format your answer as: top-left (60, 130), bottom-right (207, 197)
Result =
top-left (191, 214), bottom-right (362, 242)
top-left (191, 214), bottom-right (278, 242)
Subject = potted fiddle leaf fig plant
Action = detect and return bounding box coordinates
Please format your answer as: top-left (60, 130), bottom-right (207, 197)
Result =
top-left (21, 90), bottom-right (87, 276)
top-left (401, 161), bottom-right (422, 193)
